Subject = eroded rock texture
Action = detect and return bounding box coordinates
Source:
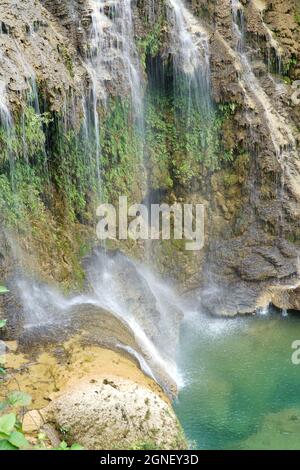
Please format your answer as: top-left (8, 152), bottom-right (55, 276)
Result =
top-left (44, 377), bottom-right (186, 450)
top-left (0, 0), bottom-right (300, 316)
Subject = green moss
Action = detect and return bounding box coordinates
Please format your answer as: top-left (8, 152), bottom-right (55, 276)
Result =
top-left (138, 16), bottom-right (167, 71)
top-left (127, 441), bottom-right (160, 450)
top-left (57, 45), bottom-right (74, 78)
top-left (100, 97), bottom-right (145, 204)
top-left (282, 54), bottom-right (298, 78)
top-left (143, 83), bottom-right (236, 190)
top-left (222, 173), bottom-right (240, 188)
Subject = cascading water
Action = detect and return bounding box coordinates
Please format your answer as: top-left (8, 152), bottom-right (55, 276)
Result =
top-left (18, 249), bottom-right (185, 392)
top-left (252, 0), bottom-right (282, 73)
top-left (230, 0), bottom-right (300, 234)
top-left (166, 0), bottom-right (216, 167)
top-left (88, 0), bottom-right (143, 119)
top-left (168, 0), bottom-right (211, 108)
top-left (0, 80), bottom-right (12, 130)
top-left (85, 0), bottom-right (146, 196)
top-left (0, 80), bottom-right (15, 181)
top-left (231, 0), bottom-right (296, 180)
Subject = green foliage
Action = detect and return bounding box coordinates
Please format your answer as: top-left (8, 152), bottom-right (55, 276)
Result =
top-left (0, 392), bottom-right (32, 414)
top-left (129, 441), bottom-right (160, 450)
top-left (100, 97), bottom-right (144, 203)
top-left (6, 391), bottom-right (32, 407)
top-left (0, 316), bottom-right (6, 375)
top-left (138, 16), bottom-right (167, 70)
top-left (295, 11), bottom-right (300, 26)
top-left (0, 106), bottom-right (50, 164)
top-left (52, 123), bottom-right (99, 221)
top-left (222, 172), bottom-right (240, 188)
top-left (218, 102), bottom-right (237, 118)
top-left (0, 413), bottom-right (30, 450)
top-left (144, 83), bottom-right (234, 189)
top-left (0, 106), bottom-right (51, 230)
top-left (55, 441), bottom-right (84, 451)
top-left (57, 45), bottom-right (74, 78)
top-left (0, 394), bottom-right (33, 450)
top-left (0, 413), bottom-right (16, 435)
top-left (282, 55), bottom-right (298, 77)
top-left (0, 103), bottom-right (100, 230)
top-left (0, 286), bottom-right (9, 295)
top-left (0, 163), bottom-right (46, 229)
top-left (0, 391), bottom-right (84, 451)
top-left (145, 96), bottom-right (174, 190)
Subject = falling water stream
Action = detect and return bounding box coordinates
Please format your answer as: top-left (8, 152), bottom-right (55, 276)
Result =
top-left (18, 249), bottom-right (184, 393)
top-left (167, 0), bottom-right (215, 160)
top-left (231, 0), bottom-right (296, 200)
top-left (88, 0), bottom-right (144, 117)
top-left (0, 81), bottom-right (12, 129)
top-left (2, 0), bottom-right (300, 451)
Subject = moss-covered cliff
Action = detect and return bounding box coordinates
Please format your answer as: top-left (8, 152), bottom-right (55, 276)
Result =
top-left (0, 0), bottom-right (300, 316)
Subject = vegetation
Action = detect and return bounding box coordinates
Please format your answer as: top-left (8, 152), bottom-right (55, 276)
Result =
top-left (0, 390), bottom-right (84, 450)
top-left (100, 97), bottom-right (145, 204)
top-left (0, 410), bottom-right (30, 450)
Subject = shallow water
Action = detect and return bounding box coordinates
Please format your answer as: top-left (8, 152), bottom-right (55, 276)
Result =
top-left (174, 310), bottom-right (300, 449)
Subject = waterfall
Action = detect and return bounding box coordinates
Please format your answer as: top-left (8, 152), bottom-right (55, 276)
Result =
top-left (166, 0), bottom-right (216, 169)
top-left (0, 80), bottom-right (15, 182)
top-left (88, 0), bottom-right (143, 118)
top-left (0, 80), bottom-right (12, 129)
top-left (168, 0), bottom-right (212, 112)
top-left (17, 249), bottom-right (185, 392)
top-left (86, 0), bottom-right (145, 195)
top-left (252, 0), bottom-right (282, 73)
top-left (231, 0), bottom-right (296, 197)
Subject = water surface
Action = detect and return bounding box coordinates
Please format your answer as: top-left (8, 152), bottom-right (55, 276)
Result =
top-left (175, 310), bottom-right (300, 449)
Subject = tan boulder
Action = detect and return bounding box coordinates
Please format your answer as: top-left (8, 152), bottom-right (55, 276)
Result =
top-left (44, 376), bottom-right (187, 450)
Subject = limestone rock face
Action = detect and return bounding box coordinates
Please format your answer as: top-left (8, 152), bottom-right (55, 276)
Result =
top-left (45, 377), bottom-right (186, 450)
top-left (1, 0), bottom-right (300, 316)
top-left (0, 0), bottom-right (88, 113)
top-left (188, 0), bottom-right (300, 315)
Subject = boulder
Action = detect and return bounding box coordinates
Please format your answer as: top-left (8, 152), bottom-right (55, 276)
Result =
top-left (44, 376), bottom-right (187, 450)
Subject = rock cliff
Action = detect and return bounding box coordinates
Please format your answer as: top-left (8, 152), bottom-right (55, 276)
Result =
top-left (0, 0), bottom-right (300, 317)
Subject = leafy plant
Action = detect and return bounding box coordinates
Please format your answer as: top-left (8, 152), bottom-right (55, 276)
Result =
top-left (0, 391), bottom-right (84, 451)
top-left (0, 391), bottom-right (31, 450)
top-left (0, 316), bottom-right (6, 375)
top-left (0, 286), bottom-right (9, 295)
top-left (0, 413), bottom-right (30, 450)
top-left (55, 441), bottom-right (84, 451)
